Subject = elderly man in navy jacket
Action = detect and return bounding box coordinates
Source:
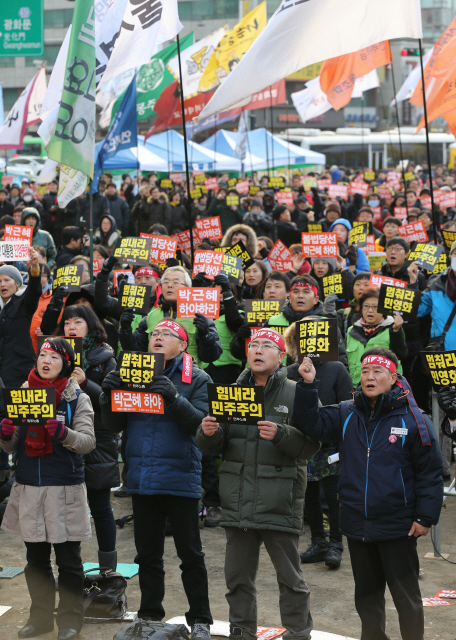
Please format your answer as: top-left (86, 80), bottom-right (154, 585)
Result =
top-left (293, 347), bottom-right (443, 640)
top-left (100, 319), bottom-right (213, 640)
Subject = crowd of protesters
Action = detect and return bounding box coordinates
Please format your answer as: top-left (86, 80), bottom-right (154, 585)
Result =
top-left (0, 159), bottom-right (454, 640)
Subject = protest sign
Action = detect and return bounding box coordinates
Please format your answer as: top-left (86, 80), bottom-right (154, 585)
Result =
top-left (376, 185), bottom-right (393, 201)
top-left (207, 383), bottom-right (265, 425)
top-left (439, 191), bottom-right (456, 209)
top-left (420, 196), bottom-right (432, 209)
top-left (216, 241), bottom-right (255, 269)
top-left (353, 220), bottom-right (374, 236)
top-left (348, 223), bottom-right (368, 248)
top-left (442, 229), bottom-right (456, 250)
top-left (195, 216), bottom-right (223, 241)
top-left (236, 180), bottom-right (249, 194)
top-left (421, 351), bottom-right (456, 389)
top-left (404, 171), bottom-right (415, 183)
top-left (268, 177), bottom-right (285, 189)
top-left (170, 173), bottom-right (183, 183)
top-left (111, 390), bottom-right (164, 414)
top-left (275, 191), bottom-right (294, 206)
top-left (117, 351), bottom-right (165, 391)
top-left (321, 273), bottom-right (349, 300)
top-left (302, 233), bottom-right (338, 258)
top-left (371, 206), bottom-right (382, 223)
top-left (118, 283), bottom-right (152, 315)
top-left (1, 175), bottom-right (14, 186)
top-left (2, 387), bottom-right (56, 427)
top-left (369, 274), bottom-right (407, 289)
top-left (422, 598), bottom-right (454, 607)
top-left (434, 590), bottom-right (456, 599)
top-left (140, 234), bottom-right (177, 264)
top-left (190, 188), bottom-right (203, 199)
top-left (177, 288), bottom-right (220, 319)
top-left (350, 181), bottom-right (369, 197)
top-left (328, 184), bottom-right (348, 200)
top-left (204, 177), bottom-right (219, 191)
top-left (194, 173), bottom-right (206, 185)
top-left (429, 251), bottom-right (449, 275)
top-left (295, 317), bottom-right (338, 363)
top-left (53, 265), bottom-right (83, 292)
top-left (0, 240), bottom-right (31, 262)
top-left (3, 225), bottom-right (33, 245)
top-left (407, 242), bottom-right (444, 271)
top-left (221, 254), bottom-right (243, 284)
top-left (398, 222), bottom-right (429, 244)
top-left (93, 259), bottom-right (103, 277)
top-left (433, 190), bottom-right (443, 205)
top-left (394, 207), bottom-right (408, 221)
top-left (377, 284), bottom-right (421, 321)
top-left (307, 224), bottom-right (323, 233)
top-left (257, 628), bottom-right (287, 640)
top-left (113, 237), bottom-right (153, 266)
top-left (317, 179), bottom-right (331, 190)
top-left (171, 230), bottom-right (192, 252)
top-left (192, 250), bottom-right (224, 279)
top-left (113, 270), bottom-right (135, 292)
top-left (363, 235), bottom-right (376, 254)
top-left (302, 177), bottom-right (316, 190)
top-left (244, 299), bottom-right (286, 326)
top-left (226, 195), bottom-right (240, 206)
top-left (160, 179), bottom-right (173, 189)
top-left (364, 169), bottom-right (375, 181)
top-left (268, 240), bottom-right (294, 272)
top-left (249, 185), bottom-right (260, 196)
top-left (38, 336), bottom-right (83, 369)
top-left (228, 178), bottom-right (238, 189)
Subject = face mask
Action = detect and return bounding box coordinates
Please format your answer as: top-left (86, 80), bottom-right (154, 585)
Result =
top-left (368, 199), bottom-right (379, 207)
top-left (23, 195), bottom-right (33, 202)
top-left (452, 257), bottom-right (456, 272)
top-left (42, 280), bottom-right (52, 294)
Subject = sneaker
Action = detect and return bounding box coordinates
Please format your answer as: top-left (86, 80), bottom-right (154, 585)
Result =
top-left (229, 627), bottom-right (253, 640)
top-left (325, 542), bottom-right (343, 569)
top-left (204, 506), bottom-right (222, 528)
top-left (191, 621), bottom-right (211, 640)
top-left (114, 485), bottom-right (128, 498)
top-left (300, 537), bottom-right (328, 563)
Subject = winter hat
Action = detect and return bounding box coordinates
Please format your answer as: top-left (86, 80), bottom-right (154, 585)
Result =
top-left (331, 169), bottom-right (342, 184)
top-left (326, 201), bottom-right (341, 215)
top-left (0, 265), bottom-right (23, 288)
top-left (311, 257), bottom-right (337, 269)
top-left (251, 199), bottom-right (262, 209)
top-left (23, 188), bottom-right (34, 196)
top-left (273, 205), bottom-right (288, 221)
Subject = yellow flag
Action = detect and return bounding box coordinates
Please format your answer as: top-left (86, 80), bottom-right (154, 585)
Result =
top-left (198, 2), bottom-right (267, 93)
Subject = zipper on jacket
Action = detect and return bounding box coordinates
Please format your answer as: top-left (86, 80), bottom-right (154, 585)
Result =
top-left (67, 451), bottom-right (75, 473)
top-left (399, 469), bottom-right (407, 506)
top-left (363, 417), bottom-right (387, 518)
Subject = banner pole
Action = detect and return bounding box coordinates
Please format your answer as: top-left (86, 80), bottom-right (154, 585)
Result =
top-left (285, 101), bottom-right (291, 179)
top-left (418, 38), bottom-right (438, 244)
top-left (89, 180), bottom-right (94, 284)
top-left (269, 87), bottom-right (275, 174)
top-left (176, 34), bottom-right (195, 263)
top-left (264, 108), bottom-right (270, 177)
top-left (214, 119), bottom-right (218, 177)
top-left (390, 63), bottom-right (408, 218)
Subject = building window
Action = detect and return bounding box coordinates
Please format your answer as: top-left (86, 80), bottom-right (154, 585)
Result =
top-left (178, 0), bottom-right (238, 21)
top-left (0, 57), bottom-right (15, 68)
top-left (2, 88), bottom-right (20, 112)
top-left (44, 9), bottom-right (73, 29)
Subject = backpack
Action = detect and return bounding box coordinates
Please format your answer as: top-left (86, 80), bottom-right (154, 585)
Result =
top-left (113, 621), bottom-right (190, 640)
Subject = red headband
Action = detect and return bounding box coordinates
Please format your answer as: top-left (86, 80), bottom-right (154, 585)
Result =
top-left (40, 341), bottom-right (70, 362)
top-left (290, 281), bottom-right (319, 296)
top-left (135, 268), bottom-right (160, 279)
top-left (361, 355), bottom-right (396, 374)
top-left (155, 320), bottom-right (188, 342)
top-left (253, 329), bottom-right (285, 352)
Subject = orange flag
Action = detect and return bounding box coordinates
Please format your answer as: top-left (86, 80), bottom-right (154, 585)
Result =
top-left (320, 41), bottom-right (392, 111)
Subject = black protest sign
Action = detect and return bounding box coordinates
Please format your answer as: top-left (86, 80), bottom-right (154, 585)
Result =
top-left (428, 251), bottom-right (449, 275)
top-left (116, 351), bottom-right (165, 391)
top-left (442, 229), bottom-right (456, 250)
top-left (37, 336), bottom-right (83, 369)
top-left (244, 299), bottom-right (286, 325)
top-left (207, 383), bottom-right (265, 425)
top-left (377, 283), bottom-right (421, 321)
top-left (118, 282), bottom-right (152, 315)
top-left (216, 241), bottom-right (255, 269)
top-left (353, 220), bottom-right (374, 236)
top-left (53, 265), bottom-right (84, 292)
top-left (321, 272), bottom-right (349, 301)
top-left (348, 223), bottom-right (368, 248)
top-left (2, 387), bottom-right (56, 426)
top-left (221, 254), bottom-right (243, 284)
top-left (307, 223), bottom-right (323, 233)
top-left (407, 242), bottom-right (444, 271)
top-left (113, 237), bottom-right (153, 266)
top-left (296, 317), bottom-right (338, 363)
top-left (421, 351), bottom-right (456, 389)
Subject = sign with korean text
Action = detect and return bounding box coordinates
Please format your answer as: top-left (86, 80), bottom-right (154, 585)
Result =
top-left (302, 232), bottom-right (338, 258)
top-left (275, 191), bottom-right (294, 206)
top-left (421, 351), bottom-right (456, 389)
top-left (268, 177), bottom-right (285, 189)
top-left (228, 178), bottom-right (237, 189)
top-left (116, 351), bottom-right (164, 391)
top-left (398, 222), bottom-right (429, 244)
top-left (114, 237), bottom-right (153, 266)
top-left (296, 317), bottom-right (338, 363)
top-left (422, 598), bottom-right (454, 607)
top-left (177, 288), bottom-right (220, 319)
top-left (364, 170), bottom-right (375, 181)
top-left (371, 206), bottom-right (382, 223)
top-left (363, 235), bottom-right (376, 254)
top-left (268, 239), bottom-right (294, 272)
top-left (53, 265), bottom-right (83, 292)
top-left (0, 2), bottom-right (44, 58)
top-left (376, 185), bottom-right (393, 201)
top-left (353, 220), bottom-right (374, 236)
top-left (429, 251), bottom-right (449, 275)
top-left (350, 181), bottom-right (369, 197)
top-left (118, 283), bottom-right (152, 315)
top-left (171, 230), bottom-right (191, 252)
top-left (3, 225), bottom-right (33, 245)
top-left (170, 173), bottom-right (183, 183)
top-left (348, 223), bottom-right (368, 248)
top-left (434, 590), bottom-right (456, 599)
top-left (369, 274), bottom-right (407, 290)
top-left (377, 284), bottom-right (421, 321)
top-left (216, 241), bottom-right (255, 269)
top-left (438, 191), bottom-right (456, 209)
top-left (317, 179), bottom-right (331, 190)
top-left (195, 216), bottom-right (223, 241)
top-left (1, 175), bottom-right (14, 186)
top-left (308, 224), bottom-right (323, 233)
top-left (140, 234), bottom-right (177, 264)
top-left (321, 273), bottom-right (348, 300)
top-left (420, 196), bottom-right (432, 209)
top-left (226, 195), bottom-right (239, 206)
top-left (407, 242), bottom-right (444, 271)
top-left (113, 270), bottom-right (135, 291)
top-left (0, 240), bottom-right (31, 262)
top-left (394, 207), bottom-right (408, 221)
top-left (442, 229), bottom-right (456, 250)
top-left (207, 383), bottom-right (265, 425)
top-left (192, 250), bottom-right (224, 279)
top-left (236, 180), bottom-right (249, 194)
top-left (194, 173), bottom-right (206, 185)
top-left (368, 253), bottom-right (386, 272)
top-left (160, 179), bottom-right (173, 189)
top-left (2, 387), bottom-right (55, 427)
top-left (204, 177), bottom-right (219, 191)
top-left (249, 185), bottom-right (260, 196)
top-left (404, 171), bottom-right (415, 182)
top-left (38, 336), bottom-right (82, 368)
top-left (111, 390), bottom-right (164, 414)
top-left (328, 184), bottom-right (348, 200)
top-left (244, 299), bottom-right (285, 326)
top-left (190, 188), bottom-right (203, 199)
top-left (92, 259), bottom-right (103, 277)
top-left (433, 190), bottom-right (443, 205)
top-left (221, 254), bottom-right (243, 284)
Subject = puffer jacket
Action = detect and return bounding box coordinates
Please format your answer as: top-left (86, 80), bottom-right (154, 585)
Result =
top-left (416, 267), bottom-right (456, 351)
top-left (221, 224), bottom-right (258, 260)
top-left (196, 365), bottom-right (320, 534)
top-left (292, 378), bottom-right (443, 541)
top-left (20, 208), bottom-right (56, 269)
top-left (328, 219), bottom-right (370, 273)
top-left (100, 353), bottom-right (212, 498)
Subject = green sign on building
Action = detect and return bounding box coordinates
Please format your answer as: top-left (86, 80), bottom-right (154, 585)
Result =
top-left (0, 0), bottom-right (44, 57)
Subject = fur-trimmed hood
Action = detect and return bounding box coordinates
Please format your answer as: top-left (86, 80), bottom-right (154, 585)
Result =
top-left (221, 223), bottom-right (258, 259)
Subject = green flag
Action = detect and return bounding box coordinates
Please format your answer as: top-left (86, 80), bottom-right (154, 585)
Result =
top-left (111, 33), bottom-right (194, 124)
top-left (46, 0), bottom-right (96, 178)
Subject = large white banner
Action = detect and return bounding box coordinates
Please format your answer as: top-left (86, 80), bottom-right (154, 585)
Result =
top-left (0, 69), bottom-right (40, 149)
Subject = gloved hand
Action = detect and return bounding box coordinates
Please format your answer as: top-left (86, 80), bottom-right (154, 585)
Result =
top-left (438, 386), bottom-right (456, 420)
top-left (120, 308), bottom-right (135, 332)
top-left (102, 255), bottom-right (117, 274)
top-left (116, 273), bottom-right (130, 290)
top-left (192, 272), bottom-right (210, 288)
top-left (52, 286), bottom-right (66, 310)
top-left (194, 312), bottom-right (209, 336)
top-left (150, 375), bottom-right (178, 405)
top-left (237, 324), bottom-right (252, 341)
top-left (346, 245), bottom-right (358, 266)
top-left (101, 370), bottom-right (122, 395)
top-left (45, 419), bottom-right (66, 440)
top-left (323, 293), bottom-right (338, 315)
top-left (213, 274), bottom-right (231, 293)
top-left (166, 257), bottom-right (180, 268)
top-left (0, 418), bottom-right (15, 440)
top-left (311, 186), bottom-right (319, 197)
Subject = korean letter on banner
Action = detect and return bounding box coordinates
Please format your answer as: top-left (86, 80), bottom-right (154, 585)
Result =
top-left (3, 225), bottom-right (33, 245)
top-left (398, 222), bottom-right (429, 244)
top-left (364, 170), bottom-right (376, 181)
top-left (221, 254), bottom-right (243, 284)
top-left (160, 179), bottom-right (173, 189)
top-left (171, 230), bottom-right (191, 252)
top-left (371, 206), bottom-right (382, 223)
top-left (219, 241), bottom-right (255, 269)
top-left (113, 237), bottom-right (153, 265)
top-left (176, 287), bottom-right (220, 319)
top-left (192, 250), bottom-right (224, 279)
top-left (296, 317), bottom-right (339, 364)
top-left (268, 240), bottom-right (294, 272)
top-left (268, 177), bottom-right (285, 189)
top-left (321, 273), bottom-right (348, 300)
top-left (394, 207), bottom-right (408, 221)
top-left (442, 229), bottom-right (456, 249)
top-left (377, 284), bottom-right (421, 321)
top-left (117, 351), bottom-right (165, 391)
top-left (226, 195), bottom-right (240, 206)
top-left (244, 299), bottom-right (286, 326)
top-left (434, 590), bottom-right (456, 599)
top-left (193, 173), bottom-right (206, 185)
top-left (140, 234), bottom-right (177, 264)
top-left (111, 390), bottom-right (164, 414)
top-left (368, 253), bottom-right (386, 272)
top-left (317, 179), bottom-right (331, 190)
top-left (350, 181), bottom-right (369, 197)
top-left (207, 383), bottom-right (265, 425)
top-left (376, 185), bottom-right (393, 201)
top-left (348, 223), bottom-right (368, 248)
top-left (429, 251), bottom-right (449, 275)
top-left (369, 274), bottom-right (407, 290)
top-left (420, 196), bottom-right (432, 209)
top-left (363, 235), bottom-right (376, 254)
top-left (204, 177), bottom-right (219, 192)
top-left (38, 336), bottom-right (83, 369)
top-left (275, 191), bottom-right (294, 206)
top-left (0, 240), bottom-right (31, 262)
top-left (407, 242), bottom-right (444, 271)
top-left (195, 216), bottom-right (223, 241)
top-left (53, 265), bottom-right (84, 292)
top-left (421, 351), bottom-right (456, 390)
top-left (302, 233), bottom-right (338, 258)
top-left (2, 387), bottom-right (56, 427)
top-left (439, 191), bottom-right (456, 209)
top-left (308, 224), bottom-right (323, 233)
top-left (93, 259), bottom-right (104, 277)
top-left (249, 185), bottom-right (260, 196)
top-left (190, 188), bottom-right (203, 200)
top-left (170, 173), bottom-right (183, 183)
top-left (328, 184), bottom-right (349, 200)
top-left (422, 598), bottom-right (454, 607)
top-left (118, 283), bottom-right (152, 315)
top-left (236, 180), bottom-right (249, 195)
top-left (353, 220), bottom-right (374, 236)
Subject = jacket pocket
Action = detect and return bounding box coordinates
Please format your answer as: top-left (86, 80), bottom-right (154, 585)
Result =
top-left (219, 460), bottom-right (243, 514)
top-left (254, 464), bottom-right (297, 517)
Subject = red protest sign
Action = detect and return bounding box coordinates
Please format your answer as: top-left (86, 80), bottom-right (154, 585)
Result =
top-left (177, 287), bottom-right (220, 319)
top-left (268, 239), bottom-right (294, 272)
top-left (394, 207), bottom-right (408, 220)
top-left (192, 250), bottom-right (224, 279)
top-left (422, 598), bottom-right (454, 607)
top-left (236, 180), bottom-right (249, 194)
top-left (1, 175), bottom-right (14, 186)
top-left (317, 179), bottom-right (331, 190)
top-left (3, 225), bottom-right (33, 245)
top-left (420, 196), bottom-right (432, 209)
top-left (439, 191), bottom-right (456, 208)
top-left (140, 233), bottom-right (177, 263)
top-left (113, 270), bottom-right (135, 291)
top-left (171, 230), bottom-right (191, 251)
top-left (434, 590), bottom-right (456, 599)
top-left (302, 232), bottom-right (338, 258)
top-left (398, 221), bottom-right (429, 244)
top-left (275, 191), bottom-right (294, 206)
top-left (328, 184), bottom-right (348, 200)
top-left (111, 390), bottom-right (164, 414)
top-left (169, 172), bottom-right (183, 183)
top-left (256, 628), bottom-right (287, 640)
top-left (362, 235), bottom-right (376, 254)
top-left (433, 189), bottom-right (443, 205)
top-left (204, 177), bottom-right (219, 191)
top-left (195, 216), bottom-right (223, 241)
top-left (376, 186), bottom-right (393, 200)
top-left (93, 259), bottom-right (103, 277)
top-left (371, 206), bottom-right (382, 223)
top-left (350, 181), bottom-right (369, 197)
top-left (369, 274), bottom-right (407, 289)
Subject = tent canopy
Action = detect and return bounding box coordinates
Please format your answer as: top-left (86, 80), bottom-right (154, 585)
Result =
top-left (95, 140), bottom-right (168, 172)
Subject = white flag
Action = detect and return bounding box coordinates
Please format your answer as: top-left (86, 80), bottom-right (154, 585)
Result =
top-left (26, 65), bottom-right (47, 126)
top-left (58, 165), bottom-right (88, 208)
top-left (0, 69), bottom-right (41, 149)
top-left (391, 47), bottom-right (434, 106)
top-left (197, 0), bottom-right (422, 121)
top-left (234, 112), bottom-right (248, 161)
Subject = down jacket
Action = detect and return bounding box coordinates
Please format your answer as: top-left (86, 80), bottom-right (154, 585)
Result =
top-left (416, 267), bottom-right (456, 351)
top-left (20, 208), bottom-right (56, 269)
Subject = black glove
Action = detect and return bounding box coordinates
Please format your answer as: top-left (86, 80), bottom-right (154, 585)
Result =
top-left (346, 245), bottom-right (358, 266)
top-left (120, 308), bottom-right (135, 332)
top-left (236, 324), bottom-right (252, 341)
top-left (194, 312), bottom-right (209, 336)
top-left (150, 375), bottom-right (178, 405)
top-left (116, 273), bottom-right (129, 290)
top-left (101, 370), bottom-right (122, 395)
top-left (213, 274), bottom-right (231, 293)
top-left (438, 386), bottom-right (456, 420)
top-left (192, 272), bottom-right (210, 287)
top-left (102, 255), bottom-right (117, 274)
top-left (166, 257), bottom-right (180, 268)
top-left (311, 187), bottom-right (319, 197)
top-left (52, 286), bottom-right (66, 310)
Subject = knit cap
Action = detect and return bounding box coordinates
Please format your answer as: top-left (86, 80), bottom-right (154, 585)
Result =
top-left (0, 265), bottom-right (23, 287)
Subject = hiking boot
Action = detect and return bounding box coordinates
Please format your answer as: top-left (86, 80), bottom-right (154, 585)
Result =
top-left (325, 542), bottom-right (343, 569)
top-left (300, 537), bottom-right (328, 563)
top-left (204, 506), bottom-right (222, 528)
top-left (229, 626), bottom-right (256, 640)
top-left (114, 485), bottom-right (128, 498)
top-left (191, 621), bottom-right (211, 640)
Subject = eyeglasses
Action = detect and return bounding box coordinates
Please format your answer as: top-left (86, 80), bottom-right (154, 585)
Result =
top-left (363, 304), bottom-right (378, 311)
top-left (162, 279), bottom-right (185, 286)
top-left (151, 330), bottom-right (183, 340)
top-left (248, 342), bottom-right (282, 352)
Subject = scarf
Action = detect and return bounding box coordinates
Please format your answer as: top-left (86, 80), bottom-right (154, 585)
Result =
top-left (360, 317), bottom-right (385, 337)
top-left (24, 370), bottom-right (69, 457)
top-left (446, 268), bottom-right (456, 303)
top-left (82, 334), bottom-right (97, 372)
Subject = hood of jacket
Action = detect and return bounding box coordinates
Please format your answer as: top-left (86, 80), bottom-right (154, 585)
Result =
top-left (281, 298), bottom-right (324, 324)
top-left (329, 218), bottom-right (352, 233)
top-left (86, 341), bottom-right (115, 367)
top-left (100, 214), bottom-right (117, 236)
top-left (353, 381), bottom-right (409, 422)
top-left (20, 207), bottom-right (41, 234)
top-left (221, 223), bottom-right (258, 259)
top-left (0, 282), bottom-right (27, 311)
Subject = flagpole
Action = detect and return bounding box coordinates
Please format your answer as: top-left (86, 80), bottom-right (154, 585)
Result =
top-left (245, 113), bottom-right (254, 177)
top-left (214, 120), bottom-right (218, 177)
top-left (361, 95), bottom-right (365, 168)
top-left (418, 38), bottom-right (438, 244)
top-left (285, 101), bottom-right (291, 179)
top-left (264, 108), bottom-right (270, 177)
top-left (166, 128), bottom-right (171, 174)
top-left (89, 180), bottom-right (94, 284)
top-left (390, 62), bottom-right (408, 217)
top-left (176, 34), bottom-right (195, 263)
top-left (269, 87), bottom-right (275, 174)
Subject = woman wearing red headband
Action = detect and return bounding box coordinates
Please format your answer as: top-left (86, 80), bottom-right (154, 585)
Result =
top-left (0, 336), bottom-right (95, 640)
